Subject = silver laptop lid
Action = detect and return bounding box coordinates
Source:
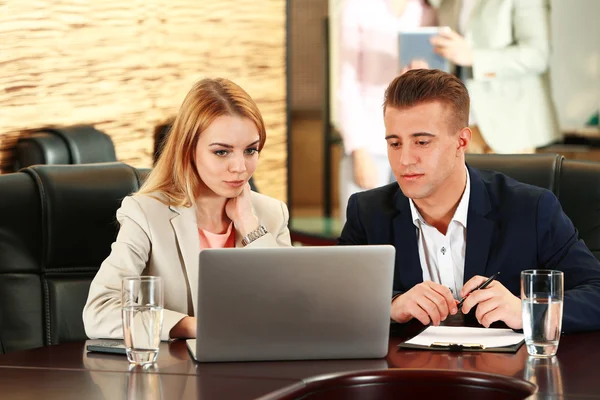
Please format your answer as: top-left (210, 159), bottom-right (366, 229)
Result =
top-left (193, 245), bottom-right (395, 362)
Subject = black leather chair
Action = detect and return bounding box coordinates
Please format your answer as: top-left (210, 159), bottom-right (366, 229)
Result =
top-left (558, 159), bottom-right (600, 260)
top-left (13, 125), bottom-right (117, 171)
top-left (466, 153), bottom-right (561, 194)
top-left (0, 162), bottom-right (145, 354)
top-left (467, 153), bottom-right (600, 259)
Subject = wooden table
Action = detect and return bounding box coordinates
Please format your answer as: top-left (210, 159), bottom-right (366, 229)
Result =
top-left (0, 322), bottom-right (597, 399)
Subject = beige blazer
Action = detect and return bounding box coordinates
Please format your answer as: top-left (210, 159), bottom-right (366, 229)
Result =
top-left (432, 0), bottom-right (560, 152)
top-left (83, 191), bottom-right (291, 341)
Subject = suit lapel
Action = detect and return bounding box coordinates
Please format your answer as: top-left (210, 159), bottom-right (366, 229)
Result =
top-left (169, 204), bottom-right (200, 314)
top-left (392, 190), bottom-right (423, 290)
top-left (464, 166), bottom-right (496, 282)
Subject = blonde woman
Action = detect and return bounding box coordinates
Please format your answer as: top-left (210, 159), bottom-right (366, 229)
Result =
top-left (83, 78), bottom-right (291, 341)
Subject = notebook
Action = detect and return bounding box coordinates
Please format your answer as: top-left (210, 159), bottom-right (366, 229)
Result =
top-left (398, 326), bottom-right (525, 353)
top-left (398, 27), bottom-right (451, 72)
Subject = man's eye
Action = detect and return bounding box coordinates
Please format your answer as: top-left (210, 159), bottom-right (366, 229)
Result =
top-left (389, 142), bottom-right (400, 148)
top-left (417, 141), bottom-right (430, 146)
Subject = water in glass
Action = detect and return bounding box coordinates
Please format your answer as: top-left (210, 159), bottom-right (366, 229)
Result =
top-left (522, 297), bottom-right (563, 356)
top-left (122, 305), bottom-right (163, 364)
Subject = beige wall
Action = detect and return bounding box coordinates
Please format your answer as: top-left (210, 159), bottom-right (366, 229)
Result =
top-left (0, 0), bottom-right (287, 201)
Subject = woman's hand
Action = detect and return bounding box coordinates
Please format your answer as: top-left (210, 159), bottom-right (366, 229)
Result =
top-left (169, 316), bottom-right (197, 339)
top-left (225, 182), bottom-right (259, 236)
top-left (400, 59), bottom-right (430, 75)
top-left (431, 28), bottom-right (474, 67)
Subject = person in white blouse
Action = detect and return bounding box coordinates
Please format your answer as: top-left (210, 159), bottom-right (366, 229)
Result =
top-left (83, 78), bottom-right (291, 341)
top-left (335, 0), bottom-right (437, 223)
top-left (429, 0), bottom-right (561, 154)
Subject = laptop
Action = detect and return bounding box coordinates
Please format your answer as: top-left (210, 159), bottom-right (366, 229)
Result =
top-left (186, 245), bottom-right (395, 362)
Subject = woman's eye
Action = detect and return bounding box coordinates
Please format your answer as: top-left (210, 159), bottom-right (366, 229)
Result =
top-left (214, 150), bottom-right (228, 156)
top-left (245, 148), bottom-right (258, 155)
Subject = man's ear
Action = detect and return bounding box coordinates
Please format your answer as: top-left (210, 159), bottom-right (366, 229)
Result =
top-left (457, 127), bottom-right (471, 154)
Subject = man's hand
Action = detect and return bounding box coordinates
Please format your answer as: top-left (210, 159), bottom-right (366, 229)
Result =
top-left (391, 281), bottom-right (458, 325)
top-left (430, 28), bottom-right (474, 67)
top-left (352, 148), bottom-right (379, 189)
top-left (460, 276), bottom-right (523, 329)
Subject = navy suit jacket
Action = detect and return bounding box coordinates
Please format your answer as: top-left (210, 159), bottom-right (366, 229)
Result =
top-left (338, 165), bottom-right (600, 333)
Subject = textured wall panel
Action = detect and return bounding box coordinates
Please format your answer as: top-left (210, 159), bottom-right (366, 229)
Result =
top-left (0, 0), bottom-right (287, 201)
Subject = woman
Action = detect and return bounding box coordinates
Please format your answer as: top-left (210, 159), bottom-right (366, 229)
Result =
top-left (429, 0), bottom-right (560, 153)
top-left (336, 0), bottom-right (437, 223)
top-left (83, 78), bottom-right (291, 340)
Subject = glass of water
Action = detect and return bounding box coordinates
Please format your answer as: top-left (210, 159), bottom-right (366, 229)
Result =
top-left (521, 270), bottom-right (564, 357)
top-left (122, 276), bottom-right (164, 365)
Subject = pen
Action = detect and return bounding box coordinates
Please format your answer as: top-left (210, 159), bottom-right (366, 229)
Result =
top-left (457, 272), bottom-right (500, 310)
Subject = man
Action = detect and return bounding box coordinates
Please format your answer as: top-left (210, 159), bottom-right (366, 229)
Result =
top-left (338, 69), bottom-right (600, 333)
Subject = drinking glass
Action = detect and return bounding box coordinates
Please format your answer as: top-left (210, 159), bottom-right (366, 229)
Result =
top-left (521, 270), bottom-right (564, 357)
top-left (122, 276), bottom-right (164, 365)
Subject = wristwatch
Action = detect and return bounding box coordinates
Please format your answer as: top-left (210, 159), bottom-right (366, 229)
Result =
top-left (241, 225), bottom-right (269, 247)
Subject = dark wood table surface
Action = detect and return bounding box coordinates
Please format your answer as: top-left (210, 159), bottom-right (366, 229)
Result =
top-left (0, 321), bottom-right (598, 399)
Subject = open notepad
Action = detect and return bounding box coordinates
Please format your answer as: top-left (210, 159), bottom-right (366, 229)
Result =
top-left (398, 326), bottom-right (525, 353)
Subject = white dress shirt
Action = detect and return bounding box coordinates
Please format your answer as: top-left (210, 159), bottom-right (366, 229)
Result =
top-left (409, 168), bottom-right (470, 299)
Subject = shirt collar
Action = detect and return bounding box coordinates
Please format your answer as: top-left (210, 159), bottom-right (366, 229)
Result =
top-left (409, 166), bottom-right (471, 228)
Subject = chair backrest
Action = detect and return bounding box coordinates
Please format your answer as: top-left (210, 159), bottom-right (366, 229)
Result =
top-left (14, 125), bottom-right (117, 170)
top-left (557, 160), bottom-right (600, 260)
top-left (0, 162), bottom-right (143, 353)
top-left (466, 153), bottom-right (561, 194)
top-left (466, 153), bottom-right (600, 259)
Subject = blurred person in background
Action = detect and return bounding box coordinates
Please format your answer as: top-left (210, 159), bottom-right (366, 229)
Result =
top-left (336, 0), bottom-right (437, 223)
top-left (429, 0), bottom-right (560, 154)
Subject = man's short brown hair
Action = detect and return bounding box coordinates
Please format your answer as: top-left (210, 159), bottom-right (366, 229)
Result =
top-left (383, 69), bottom-right (470, 132)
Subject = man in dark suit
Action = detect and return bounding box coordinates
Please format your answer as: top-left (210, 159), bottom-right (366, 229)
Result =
top-left (338, 69), bottom-right (600, 333)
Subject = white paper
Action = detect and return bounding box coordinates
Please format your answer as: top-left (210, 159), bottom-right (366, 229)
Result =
top-left (403, 326), bottom-right (524, 348)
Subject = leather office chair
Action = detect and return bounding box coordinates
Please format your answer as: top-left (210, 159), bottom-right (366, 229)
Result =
top-left (0, 163), bottom-right (144, 353)
top-left (13, 125), bottom-right (117, 171)
top-left (465, 153), bottom-right (561, 194)
top-left (557, 159), bottom-right (600, 260)
top-left (0, 307), bottom-right (4, 354)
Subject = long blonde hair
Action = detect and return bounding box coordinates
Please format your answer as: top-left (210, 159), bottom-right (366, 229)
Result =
top-left (138, 78), bottom-right (266, 207)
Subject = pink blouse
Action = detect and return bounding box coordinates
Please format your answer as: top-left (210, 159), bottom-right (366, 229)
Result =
top-left (198, 222), bottom-right (235, 249)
